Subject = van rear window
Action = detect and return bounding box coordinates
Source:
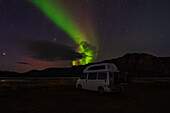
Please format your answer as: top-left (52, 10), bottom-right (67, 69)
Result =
top-left (88, 73), bottom-right (97, 80)
top-left (88, 65), bottom-right (105, 70)
top-left (98, 73), bottom-right (107, 79)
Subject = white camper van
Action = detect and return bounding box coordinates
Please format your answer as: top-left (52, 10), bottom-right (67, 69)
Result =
top-left (76, 63), bottom-right (126, 94)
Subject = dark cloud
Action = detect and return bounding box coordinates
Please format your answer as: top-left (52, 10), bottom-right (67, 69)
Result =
top-left (11, 38), bottom-right (84, 61)
top-left (16, 62), bottom-right (31, 65)
top-left (80, 41), bottom-right (97, 56)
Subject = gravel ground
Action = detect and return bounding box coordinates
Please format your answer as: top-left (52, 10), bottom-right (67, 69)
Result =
top-left (0, 80), bottom-right (170, 113)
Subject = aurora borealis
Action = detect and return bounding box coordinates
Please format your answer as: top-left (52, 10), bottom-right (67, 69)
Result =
top-left (29, 0), bottom-right (98, 66)
top-left (0, 0), bottom-right (169, 72)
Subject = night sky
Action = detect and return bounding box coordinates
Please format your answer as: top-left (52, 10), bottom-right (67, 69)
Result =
top-left (0, 0), bottom-right (169, 72)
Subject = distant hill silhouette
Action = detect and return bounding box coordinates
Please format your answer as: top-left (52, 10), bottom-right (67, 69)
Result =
top-left (0, 53), bottom-right (170, 77)
top-left (100, 53), bottom-right (170, 77)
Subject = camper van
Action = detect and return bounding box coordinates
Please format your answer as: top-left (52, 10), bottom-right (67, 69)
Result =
top-left (76, 63), bottom-right (127, 94)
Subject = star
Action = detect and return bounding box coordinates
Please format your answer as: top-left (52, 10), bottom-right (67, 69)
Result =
top-left (53, 38), bottom-right (57, 42)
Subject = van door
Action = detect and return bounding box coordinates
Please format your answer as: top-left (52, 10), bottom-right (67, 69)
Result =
top-left (86, 73), bottom-right (97, 91)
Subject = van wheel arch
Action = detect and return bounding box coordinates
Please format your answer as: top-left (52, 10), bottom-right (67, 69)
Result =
top-left (78, 84), bottom-right (82, 90)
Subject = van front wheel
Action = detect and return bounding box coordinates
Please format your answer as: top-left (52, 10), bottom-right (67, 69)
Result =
top-left (98, 87), bottom-right (104, 95)
top-left (78, 85), bottom-right (82, 90)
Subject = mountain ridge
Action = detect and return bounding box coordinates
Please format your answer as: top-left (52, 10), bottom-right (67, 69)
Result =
top-left (0, 53), bottom-right (170, 77)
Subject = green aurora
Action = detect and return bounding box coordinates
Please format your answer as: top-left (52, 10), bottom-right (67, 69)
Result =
top-left (29, 0), bottom-right (98, 65)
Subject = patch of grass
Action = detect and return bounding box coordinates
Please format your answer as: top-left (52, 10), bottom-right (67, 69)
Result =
top-left (0, 78), bottom-right (77, 97)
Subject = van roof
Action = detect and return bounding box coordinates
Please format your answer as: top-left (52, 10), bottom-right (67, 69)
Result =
top-left (83, 63), bottom-right (119, 73)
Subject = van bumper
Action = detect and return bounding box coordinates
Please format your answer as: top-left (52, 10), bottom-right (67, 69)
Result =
top-left (104, 88), bottom-right (112, 92)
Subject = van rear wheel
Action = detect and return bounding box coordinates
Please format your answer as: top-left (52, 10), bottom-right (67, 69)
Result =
top-left (98, 87), bottom-right (104, 95)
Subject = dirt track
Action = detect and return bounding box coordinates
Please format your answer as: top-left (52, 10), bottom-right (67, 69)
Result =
top-left (0, 81), bottom-right (170, 113)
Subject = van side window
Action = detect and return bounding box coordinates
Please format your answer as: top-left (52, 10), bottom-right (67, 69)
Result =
top-left (88, 73), bottom-right (97, 80)
top-left (80, 73), bottom-right (87, 79)
top-left (98, 73), bottom-right (107, 79)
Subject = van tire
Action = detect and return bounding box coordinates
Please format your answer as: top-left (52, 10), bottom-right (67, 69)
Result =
top-left (78, 84), bottom-right (82, 90)
top-left (98, 87), bottom-right (104, 95)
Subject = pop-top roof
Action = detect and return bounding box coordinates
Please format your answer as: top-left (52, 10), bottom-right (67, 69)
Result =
top-left (83, 63), bottom-right (119, 73)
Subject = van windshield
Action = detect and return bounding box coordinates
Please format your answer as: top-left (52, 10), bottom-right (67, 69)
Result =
top-left (110, 72), bottom-right (121, 84)
top-left (80, 73), bottom-right (87, 79)
top-left (109, 72), bottom-right (120, 78)
top-left (113, 72), bottom-right (120, 76)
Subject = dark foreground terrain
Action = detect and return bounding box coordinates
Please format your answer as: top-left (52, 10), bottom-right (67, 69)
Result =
top-left (0, 78), bottom-right (170, 113)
